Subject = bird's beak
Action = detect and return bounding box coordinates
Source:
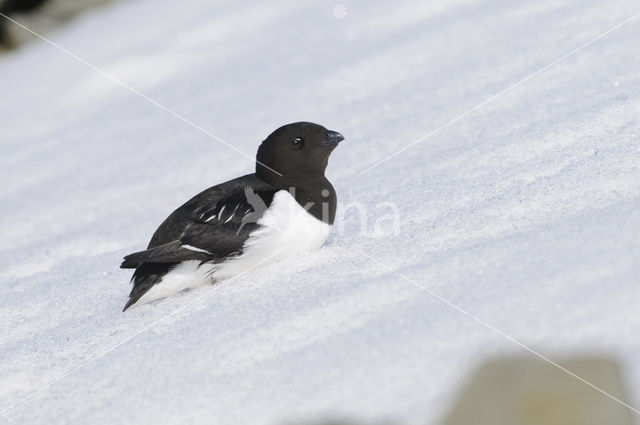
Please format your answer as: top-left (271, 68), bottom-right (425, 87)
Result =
top-left (321, 130), bottom-right (344, 147)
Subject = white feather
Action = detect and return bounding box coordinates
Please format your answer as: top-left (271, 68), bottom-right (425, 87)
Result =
top-left (136, 260), bottom-right (217, 305)
top-left (217, 204), bottom-right (226, 220)
top-left (181, 244), bottom-right (212, 254)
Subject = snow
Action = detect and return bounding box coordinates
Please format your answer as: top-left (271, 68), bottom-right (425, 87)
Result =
top-left (1, 0), bottom-right (640, 424)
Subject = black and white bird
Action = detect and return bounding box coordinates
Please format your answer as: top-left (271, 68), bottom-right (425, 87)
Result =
top-left (120, 122), bottom-right (344, 311)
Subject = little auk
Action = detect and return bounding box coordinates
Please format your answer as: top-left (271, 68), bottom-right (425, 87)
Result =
top-left (120, 122), bottom-right (344, 311)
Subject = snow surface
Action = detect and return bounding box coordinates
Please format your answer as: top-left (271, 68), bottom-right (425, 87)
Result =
top-left (1, 0), bottom-right (640, 424)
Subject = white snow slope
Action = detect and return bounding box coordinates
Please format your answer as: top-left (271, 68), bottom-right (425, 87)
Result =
top-left (1, 0), bottom-right (640, 424)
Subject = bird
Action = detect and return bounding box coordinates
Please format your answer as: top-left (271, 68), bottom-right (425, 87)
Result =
top-left (120, 122), bottom-right (344, 311)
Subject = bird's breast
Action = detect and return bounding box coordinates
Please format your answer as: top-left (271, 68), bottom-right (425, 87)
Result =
top-left (213, 190), bottom-right (332, 278)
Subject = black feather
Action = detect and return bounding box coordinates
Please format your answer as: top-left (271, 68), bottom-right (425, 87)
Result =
top-left (120, 241), bottom-right (213, 269)
top-left (122, 263), bottom-right (175, 311)
top-left (121, 175), bottom-right (277, 310)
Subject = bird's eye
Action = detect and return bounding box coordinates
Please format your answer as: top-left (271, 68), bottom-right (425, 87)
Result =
top-left (291, 137), bottom-right (303, 149)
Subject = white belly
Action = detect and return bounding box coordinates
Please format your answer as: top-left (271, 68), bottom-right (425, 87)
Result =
top-left (137, 190), bottom-right (331, 305)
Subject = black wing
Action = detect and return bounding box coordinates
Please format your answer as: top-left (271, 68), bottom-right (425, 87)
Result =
top-left (120, 174), bottom-right (277, 269)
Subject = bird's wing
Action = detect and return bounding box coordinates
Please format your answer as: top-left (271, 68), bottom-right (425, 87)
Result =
top-left (120, 240), bottom-right (210, 268)
top-left (120, 185), bottom-right (277, 269)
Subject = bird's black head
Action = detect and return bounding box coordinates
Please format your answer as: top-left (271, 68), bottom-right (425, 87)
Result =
top-left (256, 122), bottom-right (344, 187)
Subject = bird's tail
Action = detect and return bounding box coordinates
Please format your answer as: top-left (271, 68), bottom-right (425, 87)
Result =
top-left (123, 263), bottom-right (175, 311)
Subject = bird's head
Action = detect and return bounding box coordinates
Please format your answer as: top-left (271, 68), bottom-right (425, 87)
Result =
top-left (256, 122), bottom-right (344, 186)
